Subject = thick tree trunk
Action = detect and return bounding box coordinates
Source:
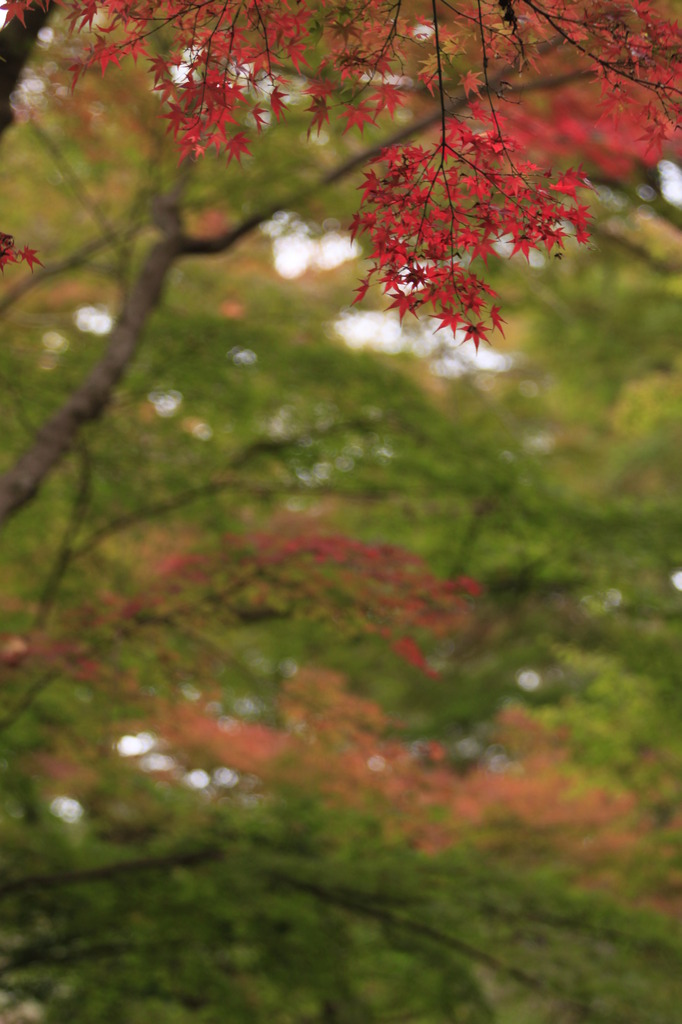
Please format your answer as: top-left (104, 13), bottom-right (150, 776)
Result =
top-left (0, 3), bottom-right (52, 139)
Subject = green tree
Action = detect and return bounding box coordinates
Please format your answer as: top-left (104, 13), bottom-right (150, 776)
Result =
top-left (2, 4), bottom-right (682, 1023)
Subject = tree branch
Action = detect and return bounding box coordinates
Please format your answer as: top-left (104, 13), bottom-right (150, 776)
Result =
top-left (179, 52), bottom-right (575, 257)
top-left (594, 217), bottom-right (682, 274)
top-left (272, 875), bottom-right (631, 1019)
top-left (0, 205), bottom-right (184, 529)
top-left (0, 847), bottom-right (224, 898)
top-left (34, 442), bottom-right (92, 628)
top-left (0, 231), bottom-right (130, 316)
top-left (0, 669), bottom-right (57, 736)
top-left (0, 46), bottom-right (578, 531)
top-left (0, 846), bottom-right (610, 1016)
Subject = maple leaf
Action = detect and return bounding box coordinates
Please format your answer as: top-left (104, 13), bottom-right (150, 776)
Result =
top-left (225, 132), bottom-right (251, 165)
top-left (489, 306), bottom-right (506, 337)
top-left (459, 69), bottom-right (483, 98)
top-left (342, 101), bottom-right (376, 135)
top-left (432, 310), bottom-right (463, 336)
top-left (19, 246), bottom-right (42, 271)
top-left (0, 0), bottom-right (27, 25)
top-left (371, 83), bottom-right (405, 118)
top-left (392, 636), bottom-right (438, 678)
top-left (306, 96), bottom-right (330, 136)
top-left (269, 86), bottom-right (288, 121)
top-left (250, 105), bottom-right (268, 132)
top-left (94, 44), bottom-right (121, 75)
top-left (387, 289), bottom-right (418, 321)
top-left (352, 280), bottom-right (370, 305)
top-left (550, 168), bottom-right (589, 199)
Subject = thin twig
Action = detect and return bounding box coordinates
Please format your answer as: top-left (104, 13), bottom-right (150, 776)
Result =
top-left (33, 442), bottom-right (92, 629)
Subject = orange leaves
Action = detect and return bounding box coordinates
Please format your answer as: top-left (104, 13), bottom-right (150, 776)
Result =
top-left (7, 523), bottom-right (677, 915)
top-left (155, 700), bottom-right (291, 775)
top-left (138, 669), bottom-right (650, 884)
top-left (458, 69), bottom-right (483, 98)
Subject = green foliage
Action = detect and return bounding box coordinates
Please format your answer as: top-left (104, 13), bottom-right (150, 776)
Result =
top-left (3, 23), bottom-right (682, 1024)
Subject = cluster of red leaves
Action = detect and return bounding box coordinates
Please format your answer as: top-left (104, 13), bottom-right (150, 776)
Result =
top-left (0, 232), bottom-right (41, 273)
top-left (350, 117), bottom-right (591, 345)
top-left (348, 0), bottom-right (682, 339)
top-left (0, 533), bottom-right (476, 688)
top-left (504, 82), bottom-right (682, 183)
top-left (7, 525), bottom-right (682, 911)
top-left (149, 532), bottom-right (480, 676)
top-left (3, 0), bottom-right (681, 334)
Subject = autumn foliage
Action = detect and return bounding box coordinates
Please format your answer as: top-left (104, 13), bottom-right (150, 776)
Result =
top-left (2, 0), bottom-right (682, 335)
top-left (3, 1), bottom-right (682, 1017)
top-left (3, 530), bottom-right (679, 919)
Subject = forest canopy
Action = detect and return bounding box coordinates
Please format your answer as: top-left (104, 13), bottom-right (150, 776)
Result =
top-left (1, 0), bottom-right (682, 1021)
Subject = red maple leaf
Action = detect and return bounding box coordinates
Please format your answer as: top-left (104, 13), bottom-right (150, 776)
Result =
top-left (459, 69), bottom-right (483, 98)
top-left (225, 132), bottom-right (251, 165)
top-left (0, 0), bottom-right (27, 24)
top-left (341, 101), bottom-right (376, 135)
top-left (19, 246), bottom-right (42, 272)
top-left (269, 86), bottom-right (288, 121)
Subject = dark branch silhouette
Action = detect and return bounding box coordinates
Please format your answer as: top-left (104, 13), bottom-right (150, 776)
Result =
top-left (0, 3), bottom-right (52, 138)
